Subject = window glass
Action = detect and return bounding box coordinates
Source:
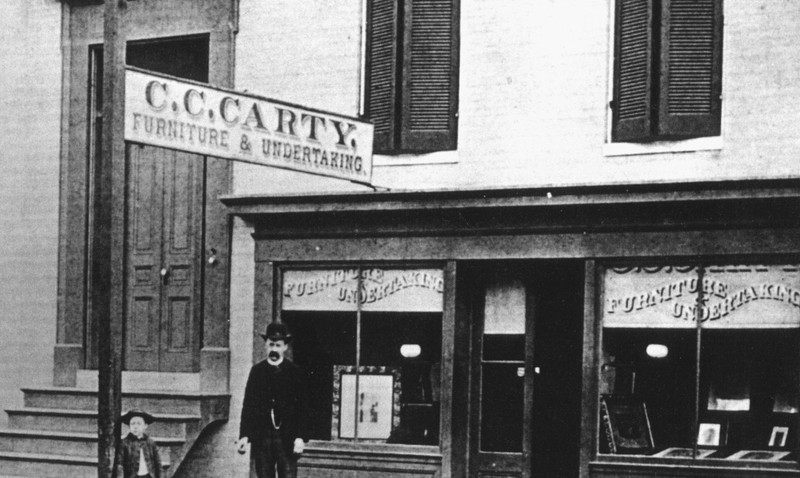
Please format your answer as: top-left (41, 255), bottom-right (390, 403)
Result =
top-left (282, 311), bottom-right (356, 441)
top-left (481, 362), bottom-right (524, 452)
top-left (282, 267), bottom-right (444, 446)
top-left (600, 264), bottom-right (800, 463)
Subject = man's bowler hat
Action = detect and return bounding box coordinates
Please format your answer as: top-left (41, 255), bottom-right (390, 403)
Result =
top-left (260, 322), bottom-right (292, 342)
top-left (121, 409), bottom-right (155, 425)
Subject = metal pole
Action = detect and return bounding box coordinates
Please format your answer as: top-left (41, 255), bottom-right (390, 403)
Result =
top-left (97, 0), bottom-right (127, 476)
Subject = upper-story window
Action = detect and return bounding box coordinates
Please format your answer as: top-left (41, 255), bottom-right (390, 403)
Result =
top-left (365, 0), bottom-right (459, 154)
top-left (611, 0), bottom-right (722, 143)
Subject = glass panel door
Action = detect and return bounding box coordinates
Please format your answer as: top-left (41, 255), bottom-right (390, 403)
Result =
top-left (471, 275), bottom-right (532, 478)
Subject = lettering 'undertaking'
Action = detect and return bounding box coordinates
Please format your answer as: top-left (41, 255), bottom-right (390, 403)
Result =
top-left (124, 68), bottom-right (374, 183)
top-left (603, 265), bottom-right (800, 329)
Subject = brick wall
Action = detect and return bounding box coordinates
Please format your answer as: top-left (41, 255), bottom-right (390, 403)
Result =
top-left (0, 0), bottom-right (61, 425)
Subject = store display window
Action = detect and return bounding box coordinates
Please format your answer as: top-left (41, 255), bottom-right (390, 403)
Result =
top-left (280, 267), bottom-right (443, 446)
top-left (600, 264), bottom-right (800, 463)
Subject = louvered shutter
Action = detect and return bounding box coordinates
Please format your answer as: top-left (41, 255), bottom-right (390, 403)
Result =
top-left (612, 0), bottom-right (655, 142)
top-left (658, 0), bottom-right (722, 137)
top-left (367, 0), bottom-right (401, 153)
top-left (400, 0), bottom-right (458, 151)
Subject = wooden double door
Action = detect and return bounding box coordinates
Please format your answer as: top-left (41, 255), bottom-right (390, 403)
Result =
top-left (125, 144), bottom-right (204, 372)
top-left (468, 263), bottom-right (584, 478)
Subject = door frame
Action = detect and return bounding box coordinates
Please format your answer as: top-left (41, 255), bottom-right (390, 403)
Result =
top-left (54, 0), bottom-right (235, 387)
top-left (468, 270), bottom-right (535, 478)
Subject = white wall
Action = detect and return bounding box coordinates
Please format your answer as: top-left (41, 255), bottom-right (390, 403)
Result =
top-left (234, 0), bottom-right (368, 195)
top-left (0, 0), bottom-right (61, 424)
top-left (234, 0), bottom-right (800, 195)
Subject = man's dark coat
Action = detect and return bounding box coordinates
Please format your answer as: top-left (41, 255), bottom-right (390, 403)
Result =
top-left (240, 358), bottom-right (310, 455)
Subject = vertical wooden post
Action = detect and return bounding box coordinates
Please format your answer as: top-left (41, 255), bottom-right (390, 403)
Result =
top-left (97, 0), bottom-right (127, 476)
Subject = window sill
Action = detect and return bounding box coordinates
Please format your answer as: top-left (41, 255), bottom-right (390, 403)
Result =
top-left (603, 136), bottom-right (722, 157)
top-left (591, 454), bottom-right (798, 473)
top-left (373, 150), bottom-right (459, 167)
top-left (305, 440), bottom-right (442, 458)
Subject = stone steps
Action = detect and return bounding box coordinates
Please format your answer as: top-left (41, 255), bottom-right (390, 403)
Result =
top-left (0, 429), bottom-right (180, 464)
top-left (0, 451), bottom-right (96, 478)
top-left (0, 377), bottom-right (229, 477)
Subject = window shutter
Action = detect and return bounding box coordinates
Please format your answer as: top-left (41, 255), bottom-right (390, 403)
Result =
top-left (612, 0), bottom-right (655, 142)
top-left (658, 0), bottom-right (722, 138)
top-left (366, 0), bottom-right (401, 153)
top-left (400, 0), bottom-right (458, 151)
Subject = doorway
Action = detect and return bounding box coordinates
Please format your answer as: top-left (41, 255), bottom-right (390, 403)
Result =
top-left (468, 262), bottom-right (584, 478)
top-left (87, 36), bottom-right (210, 372)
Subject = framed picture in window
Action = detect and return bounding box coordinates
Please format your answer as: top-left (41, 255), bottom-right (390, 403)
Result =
top-left (600, 396), bottom-right (654, 454)
top-left (652, 447), bottom-right (715, 459)
top-left (726, 450), bottom-right (791, 461)
top-left (697, 422), bottom-right (726, 448)
top-left (331, 365), bottom-right (401, 441)
top-left (769, 426), bottom-right (790, 448)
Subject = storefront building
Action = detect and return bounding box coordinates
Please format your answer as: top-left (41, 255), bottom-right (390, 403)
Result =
top-left (2, 0), bottom-right (800, 477)
top-left (222, 182), bottom-right (800, 478)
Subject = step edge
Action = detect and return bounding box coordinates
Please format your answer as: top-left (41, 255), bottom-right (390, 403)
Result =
top-left (0, 450), bottom-right (172, 468)
top-left (6, 407), bottom-right (202, 421)
top-left (0, 450), bottom-right (97, 465)
top-left (21, 387), bottom-right (229, 399)
top-left (0, 428), bottom-right (187, 445)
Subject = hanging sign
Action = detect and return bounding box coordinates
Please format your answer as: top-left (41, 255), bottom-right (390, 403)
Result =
top-left (281, 268), bottom-right (444, 312)
top-left (124, 68), bottom-right (374, 184)
top-left (603, 265), bottom-right (800, 329)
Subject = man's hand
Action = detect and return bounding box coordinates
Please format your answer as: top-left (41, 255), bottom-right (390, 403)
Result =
top-left (236, 437), bottom-right (250, 455)
top-left (293, 438), bottom-right (305, 455)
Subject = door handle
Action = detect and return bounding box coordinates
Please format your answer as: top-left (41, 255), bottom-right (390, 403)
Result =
top-left (160, 267), bottom-right (169, 285)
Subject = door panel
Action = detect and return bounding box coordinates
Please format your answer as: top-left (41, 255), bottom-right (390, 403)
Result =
top-left (126, 146), bottom-right (164, 371)
top-left (160, 151), bottom-right (202, 372)
top-left (125, 145), bottom-right (203, 372)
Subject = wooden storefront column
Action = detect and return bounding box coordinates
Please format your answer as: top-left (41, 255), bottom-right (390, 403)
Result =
top-left (96, 0), bottom-right (126, 475)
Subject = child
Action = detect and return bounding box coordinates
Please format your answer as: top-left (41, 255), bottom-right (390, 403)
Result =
top-left (116, 409), bottom-right (162, 478)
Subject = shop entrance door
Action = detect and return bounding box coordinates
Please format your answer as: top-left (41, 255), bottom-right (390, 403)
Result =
top-left (124, 145), bottom-right (204, 372)
top-left (469, 264), bottom-right (583, 478)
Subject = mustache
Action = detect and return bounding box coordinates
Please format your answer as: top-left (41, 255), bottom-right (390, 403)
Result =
top-left (268, 351), bottom-right (281, 360)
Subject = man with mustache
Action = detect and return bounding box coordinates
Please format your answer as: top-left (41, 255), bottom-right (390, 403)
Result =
top-left (237, 322), bottom-right (309, 478)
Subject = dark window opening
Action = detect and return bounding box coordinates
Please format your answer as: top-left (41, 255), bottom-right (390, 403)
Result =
top-left (88, 35), bottom-right (209, 166)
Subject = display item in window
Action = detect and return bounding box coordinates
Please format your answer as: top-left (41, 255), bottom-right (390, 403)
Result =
top-left (600, 396), bottom-right (654, 454)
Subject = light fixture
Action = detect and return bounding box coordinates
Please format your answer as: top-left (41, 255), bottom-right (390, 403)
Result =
top-left (646, 343), bottom-right (669, 359)
top-left (400, 344), bottom-right (421, 358)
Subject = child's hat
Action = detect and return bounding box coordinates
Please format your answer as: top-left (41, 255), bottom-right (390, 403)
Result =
top-left (121, 409), bottom-right (155, 425)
